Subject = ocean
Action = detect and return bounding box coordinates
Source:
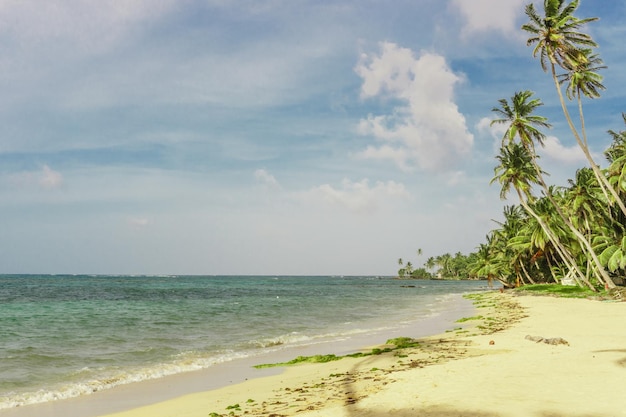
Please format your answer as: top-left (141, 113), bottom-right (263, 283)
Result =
top-left (0, 275), bottom-right (489, 410)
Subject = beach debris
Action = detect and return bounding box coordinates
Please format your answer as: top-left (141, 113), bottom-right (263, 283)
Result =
top-left (525, 335), bottom-right (569, 345)
top-left (489, 340), bottom-right (495, 345)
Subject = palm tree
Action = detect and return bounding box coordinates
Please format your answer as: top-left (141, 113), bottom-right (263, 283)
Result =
top-left (563, 169), bottom-right (612, 282)
top-left (405, 262), bottom-right (414, 278)
top-left (397, 258), bottom-right (405, 278)
top-left (470, 241), bottom-right (504, 288)
top-left (559, 48), bottom-right (605, 101)
top-left (424, 256), bottom-right (435, 272)
top-left (606, 114), bottom-right (626, 199)
top-left (434, 254), bottom-right (452, 278)
top-left (494, 205), bottom-right (537, 286)
top-left (522, 1), bottom-right (626, 218)
top-left (491, 142), bottom-right (590, 288)
top-left (491, 92), bottom-right (611, 289)
top-left (522, 0), bottom-right (598, 72)
top-left (491, 91), bottom-right (551, 151)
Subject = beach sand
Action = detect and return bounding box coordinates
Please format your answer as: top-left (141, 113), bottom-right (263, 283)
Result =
top-left (8, 292), bottom-right (626, 417)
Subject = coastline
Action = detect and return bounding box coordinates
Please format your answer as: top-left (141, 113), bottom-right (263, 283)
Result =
top-left (97, 292), bottom-right (626, 417)
top-left (7, 291), bottom-right (626, 417)
top-left (1, 291), bottom-right (479, 417)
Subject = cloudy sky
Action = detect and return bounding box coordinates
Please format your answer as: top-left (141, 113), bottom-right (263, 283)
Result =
top-left (1, 0), bottom-right (624, 275)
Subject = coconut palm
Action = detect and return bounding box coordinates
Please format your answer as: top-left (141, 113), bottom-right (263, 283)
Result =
top-left (605, 114), bottom-right (626, 198)
top-left (523, 1), bottom-right (626, 218)
top-left (424, 256), bottom-right (435, 272)
top-left (557, 47), bottom-right (626, 216)
top-left (491, 91), bottom-right (551, 151)
top-left (594, 222), bottom-right (626, 274)
top-left (522, 0), bottom-right (598, 72)
top-left (491, 92), bottom-right (612, 289)
top-left (559, 48), bottom-right (606, 101)
top-left (491, 142), bottom-right (590, 288)
top-left (469, 240), bottom-right (507, 288)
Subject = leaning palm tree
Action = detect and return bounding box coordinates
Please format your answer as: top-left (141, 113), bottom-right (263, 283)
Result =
top-left (522, 0), bottom-right (626, 218)
top-left (491, 142), bottom-right (590, 288)
top-left (492, 92), bottom-right (612, 288)
top-left (605, 114), bottom-right (626, 199)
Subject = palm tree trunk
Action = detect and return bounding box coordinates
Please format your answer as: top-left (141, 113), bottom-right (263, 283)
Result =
top-left (530, 156), bottom-right (615, 289)
top-left (550, 64), bottom-right (626, 218)
top-left (519, 259), bottom-right (536, 284)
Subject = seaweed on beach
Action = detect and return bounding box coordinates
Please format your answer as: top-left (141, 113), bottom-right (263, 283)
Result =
top-left (254, 339), bottom-right (420, 369)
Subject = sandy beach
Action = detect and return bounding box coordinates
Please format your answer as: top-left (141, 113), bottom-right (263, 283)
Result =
top-left (8, 291), bottom-right (626, 417)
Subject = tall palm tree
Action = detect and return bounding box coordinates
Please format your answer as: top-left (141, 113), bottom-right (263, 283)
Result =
top-left (557, 47), bottom-right (626, 216)
top-left (522, 1), bottom-right (626, 218)
top-left (522, 0), bottom-right (598, 72)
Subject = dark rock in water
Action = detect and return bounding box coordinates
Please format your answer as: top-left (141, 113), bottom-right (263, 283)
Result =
top-left (400, 285), bottom-right (416, 288)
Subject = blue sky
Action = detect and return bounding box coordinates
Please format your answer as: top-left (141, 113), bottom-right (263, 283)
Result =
top-left (1, 0), bottom-right (624, 275)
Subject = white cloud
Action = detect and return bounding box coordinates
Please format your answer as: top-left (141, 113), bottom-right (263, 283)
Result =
top-left (540, 136), bottom-right (587, 164)
top-left (254, 169), bottom-right (281, 189)
top-left (476, 116), bottom-right (508, 153)
top-left (477, 117), bottom-right (588, 164)
top-left (6, 165), bottom-right (63, 190)
top-left (355, 42), bottom-right (473, 173)
top-left (450, 0), bottom-right (526, 39)
top-left (39, 165), bottom-right (64, 189)
top-left (300, 178), bottom-right (410, 213)
top-left (476, 117), bottom-right (495, 135)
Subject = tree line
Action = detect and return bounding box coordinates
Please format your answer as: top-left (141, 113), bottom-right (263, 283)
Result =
top-left (396, 250), bottom-right (474, 280)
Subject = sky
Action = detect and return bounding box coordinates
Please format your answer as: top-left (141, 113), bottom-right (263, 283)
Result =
top-left (1, 0), bottom-right (625, 275)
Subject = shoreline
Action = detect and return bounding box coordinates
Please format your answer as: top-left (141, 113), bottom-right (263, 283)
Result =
top-left (1, 293), bottom-right (479, 417)
top-left (8, 291), bottom-right (626, 416)
top-left (89, 292), bottom-right (626, 417)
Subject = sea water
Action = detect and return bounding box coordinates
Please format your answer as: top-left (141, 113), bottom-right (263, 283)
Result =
top-left (0, 275), bottom-right (488, 409)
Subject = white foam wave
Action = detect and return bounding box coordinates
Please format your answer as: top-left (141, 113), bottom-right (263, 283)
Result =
top-left (0, 350), bottom-right (255, 410)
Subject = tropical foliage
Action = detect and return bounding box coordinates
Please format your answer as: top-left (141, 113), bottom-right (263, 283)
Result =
top-left (475, 0), bottom-right (625, 290)
top-left (396, 1), bottom-right (626, 290)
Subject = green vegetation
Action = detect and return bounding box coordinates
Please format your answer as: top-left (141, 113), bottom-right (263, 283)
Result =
top-left (513, 284), bottom-right (602, 298)
top-left (456, 315), bottom-right (484, 323)
top-left (397, 1), bottom-right (626, 292)
top-left (254, 337), bottom-right (420, 368)
top-left (386, 337), bottom-right (420, 349)
top-left (396, 252), bottom-right (475, 280)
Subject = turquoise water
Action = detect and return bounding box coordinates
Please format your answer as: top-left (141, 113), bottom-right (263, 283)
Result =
top-left (0, 275), bottom-right (488, 409)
